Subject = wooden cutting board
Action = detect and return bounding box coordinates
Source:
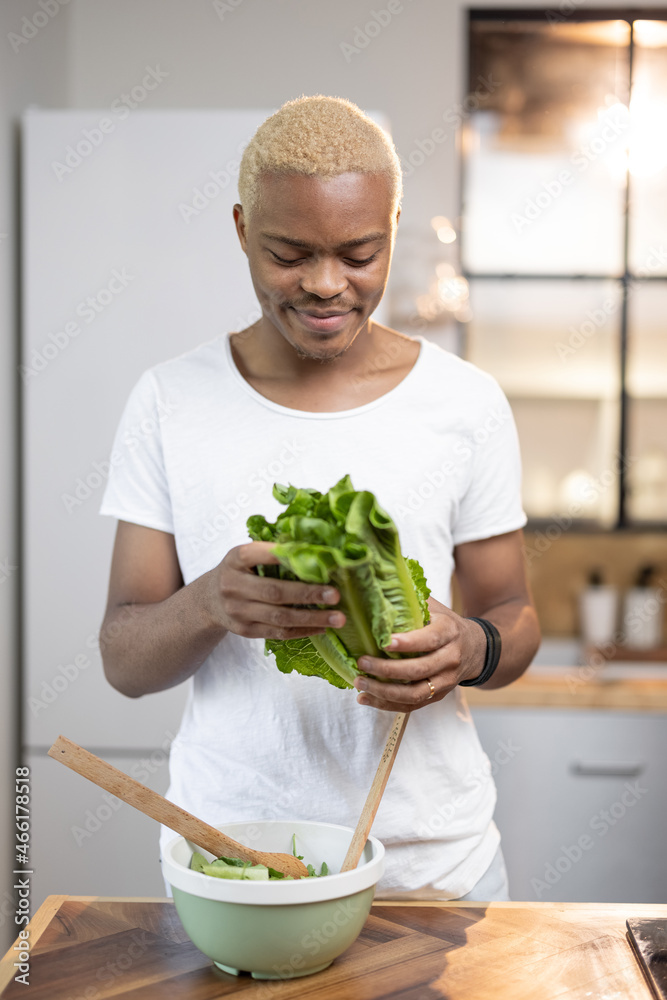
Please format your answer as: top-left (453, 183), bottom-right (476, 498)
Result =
top-left (2, 895), bottom-right (666, 999)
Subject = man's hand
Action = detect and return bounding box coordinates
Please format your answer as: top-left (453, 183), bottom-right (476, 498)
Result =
top-left (206, 541), bottom-right (344, 640)
top-left (352, 596), bottom-right (486, 711)
top-left (352, 529), bottom-right (541, 712)
top-left (101, 523), bottom-right (344, 698)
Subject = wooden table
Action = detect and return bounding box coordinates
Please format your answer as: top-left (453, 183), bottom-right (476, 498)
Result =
top-left (2, 896), bottom-right (665, 999)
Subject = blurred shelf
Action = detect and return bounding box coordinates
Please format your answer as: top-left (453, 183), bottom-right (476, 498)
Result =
top-left (583, 643), bottom-right (667, 663)
top-left (524, 519), bottom-right (667, 531)
top-left (465, 663), bottom-right (667, 711)
top-left (501, 390), bottom-right (620, 402)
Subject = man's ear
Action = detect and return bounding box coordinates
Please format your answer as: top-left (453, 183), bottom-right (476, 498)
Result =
top-left (233, 204), bottom-right (248, 253)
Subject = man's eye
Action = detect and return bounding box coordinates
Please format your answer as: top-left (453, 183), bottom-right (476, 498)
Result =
top-left (269, 251), bottom-right (305, 265)
top-left (268, 249), bottom-right (380, 266)
top-left (346, 252), bottom-right (380, 266)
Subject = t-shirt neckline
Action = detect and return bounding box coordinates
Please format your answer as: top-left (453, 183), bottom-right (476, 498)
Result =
top-left (223, 331), bottom-right (426, 419)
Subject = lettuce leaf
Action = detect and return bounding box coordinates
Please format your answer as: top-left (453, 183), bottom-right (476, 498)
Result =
top-left (247, 475), bottom-right (431, 690)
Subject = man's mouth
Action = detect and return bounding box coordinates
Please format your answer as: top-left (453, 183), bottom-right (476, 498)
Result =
top-left (291, 308), bottom-right (354, 333)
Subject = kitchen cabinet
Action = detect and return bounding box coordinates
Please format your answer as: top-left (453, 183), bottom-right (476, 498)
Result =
top-left (473, 707), bottom-right (667, 903)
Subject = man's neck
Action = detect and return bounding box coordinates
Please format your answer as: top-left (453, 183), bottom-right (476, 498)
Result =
top-left (229, 320), bottom-right (420, 413)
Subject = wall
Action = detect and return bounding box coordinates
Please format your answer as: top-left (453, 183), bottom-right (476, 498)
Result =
top-left (0, 0), bottom-right (70, 954)
top-left (66, 0), bottom-right (465, 232)
top-left (66, 0), bottom-right (662, 237)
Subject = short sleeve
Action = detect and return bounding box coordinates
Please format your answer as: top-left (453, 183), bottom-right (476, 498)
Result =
top-left (99, 370), bottom-right (174, 533)
top-left (452, 378), bottom-right (527, 546)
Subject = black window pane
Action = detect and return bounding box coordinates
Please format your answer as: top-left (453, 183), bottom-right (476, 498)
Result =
top-left (628, 21), bottom-right (667, 276)
top-left (467, 279), bottom-right (621, 525)
top-left (626, 281), bottom-right (667, 521)
top-left (463, 19), bottom-right (630, 275)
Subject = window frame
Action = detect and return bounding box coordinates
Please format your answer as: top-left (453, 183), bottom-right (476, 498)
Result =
top-left (462, 8), bottom-right (667, 530)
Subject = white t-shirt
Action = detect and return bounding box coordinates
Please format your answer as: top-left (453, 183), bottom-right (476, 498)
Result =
top-left (100, 332), bottom-right (526, 898)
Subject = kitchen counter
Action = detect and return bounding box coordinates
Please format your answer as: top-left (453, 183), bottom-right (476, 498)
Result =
top-left (465, 663), bottom-right (667, 710)
top-left (2, 895), bottom-right (666, 998)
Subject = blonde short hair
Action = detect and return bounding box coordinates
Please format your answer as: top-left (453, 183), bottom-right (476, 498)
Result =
top-left (238, 95), bottom-right (402, 223)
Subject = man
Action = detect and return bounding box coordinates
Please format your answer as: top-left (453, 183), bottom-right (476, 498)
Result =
top-left (100, 95), bottom-right (540, 899)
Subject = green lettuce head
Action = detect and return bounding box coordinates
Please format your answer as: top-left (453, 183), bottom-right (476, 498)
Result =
top-left (247, 475), bottom-right (431, 689)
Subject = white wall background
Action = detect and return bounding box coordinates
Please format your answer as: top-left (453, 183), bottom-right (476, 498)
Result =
top-left (0, 0), bottom-right (70, 954)
top-left (3, 0), bottom-right (667, 955)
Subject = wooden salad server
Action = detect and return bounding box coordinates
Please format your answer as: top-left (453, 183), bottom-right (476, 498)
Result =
top-left (340, 711), bottom-right (410, 872)
top-left (48, 735), bottom-right (310, 879)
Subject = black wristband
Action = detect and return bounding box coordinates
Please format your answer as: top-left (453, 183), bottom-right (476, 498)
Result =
top-left (459, 617), bottom-right (502, 687)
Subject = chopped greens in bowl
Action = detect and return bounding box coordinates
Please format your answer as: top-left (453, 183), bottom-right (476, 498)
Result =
top-left (190, 833), bottom-right (329, 881)
top-left (190, 854), bottom-right (329, 881)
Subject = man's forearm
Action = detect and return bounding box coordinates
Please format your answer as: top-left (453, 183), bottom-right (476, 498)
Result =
top-left (470, 598), bottom-right (540, 690)
top-left (100, 571), bottom-right (228, 698)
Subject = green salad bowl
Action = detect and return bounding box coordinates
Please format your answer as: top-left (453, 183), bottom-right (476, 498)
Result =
top-left (161, 819), bottom-right (385, 980)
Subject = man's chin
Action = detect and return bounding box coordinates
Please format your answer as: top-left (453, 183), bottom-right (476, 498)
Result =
top-left (292, 341), bottom-right (348, 364)
top-left (285, 321), bottom-right (362, 363)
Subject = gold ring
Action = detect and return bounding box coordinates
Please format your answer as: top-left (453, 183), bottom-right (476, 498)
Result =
top-left (425, 678), bottom-right (435, 700)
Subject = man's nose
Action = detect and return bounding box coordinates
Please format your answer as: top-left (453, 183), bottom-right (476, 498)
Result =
top-left (300, 258), bottom-right (348, 299)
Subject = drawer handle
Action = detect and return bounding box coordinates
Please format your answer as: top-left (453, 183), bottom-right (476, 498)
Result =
top-left (570, 761), bottom-right (644, 778)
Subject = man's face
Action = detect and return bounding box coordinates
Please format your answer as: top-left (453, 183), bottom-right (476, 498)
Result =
top-left (234, 171), bottom-right (397, 361)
